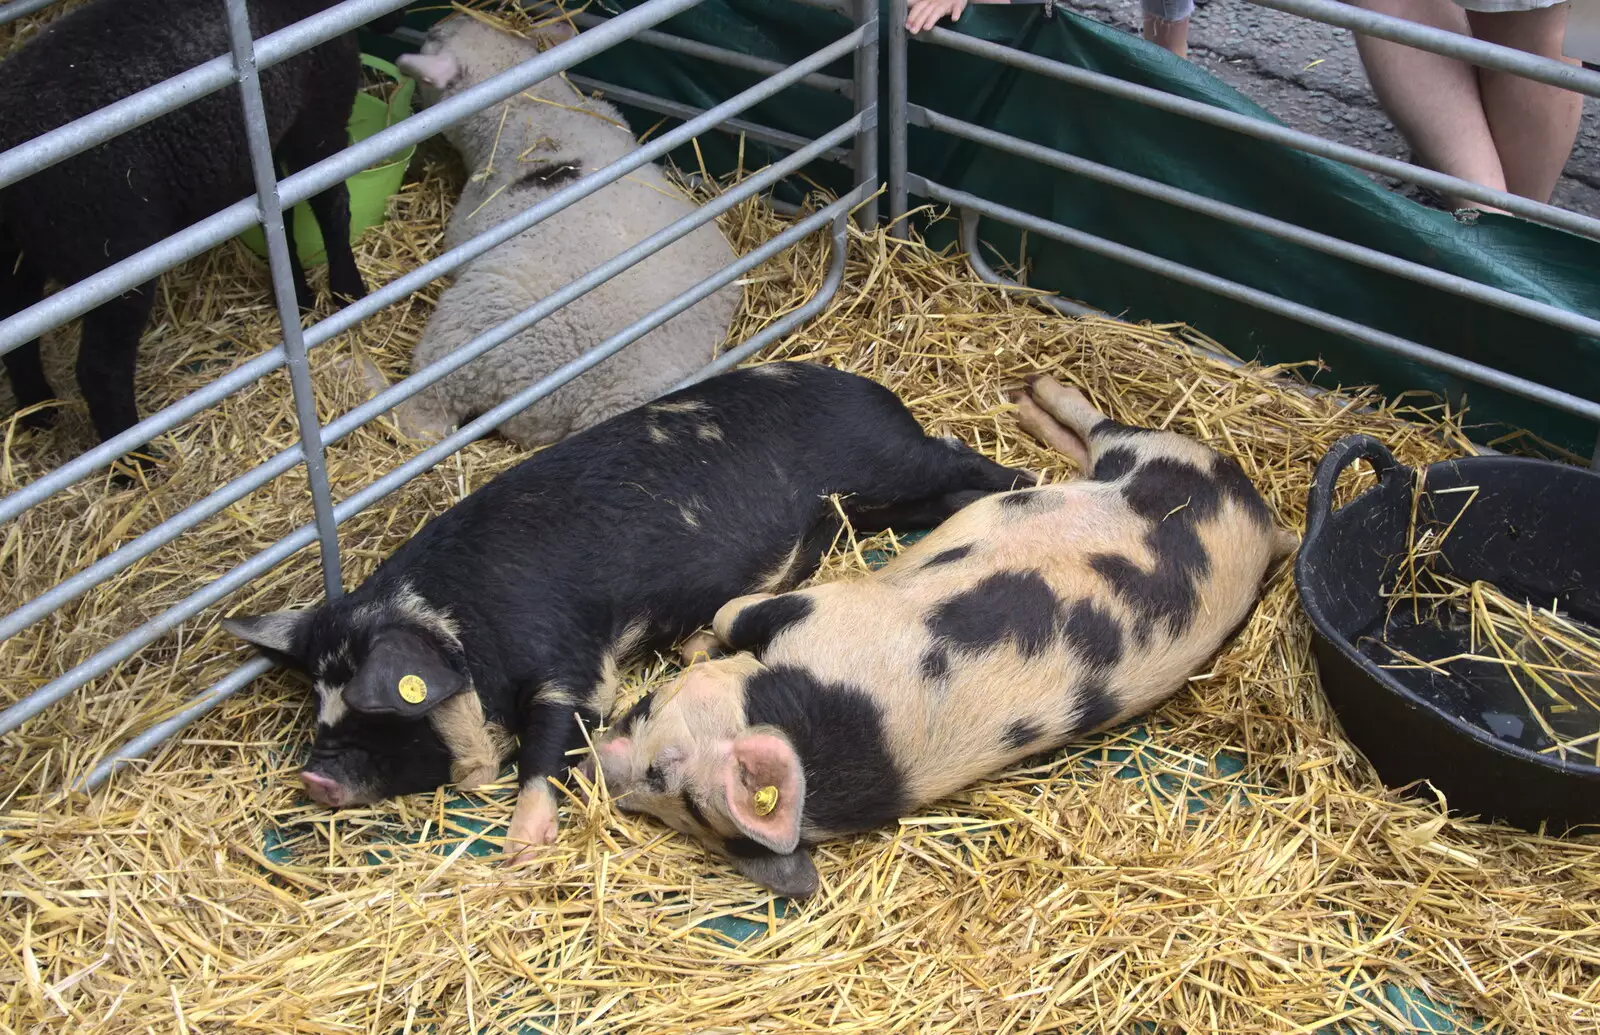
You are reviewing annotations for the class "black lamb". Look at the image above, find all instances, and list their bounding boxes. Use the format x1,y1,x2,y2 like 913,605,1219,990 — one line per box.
0,0,402,462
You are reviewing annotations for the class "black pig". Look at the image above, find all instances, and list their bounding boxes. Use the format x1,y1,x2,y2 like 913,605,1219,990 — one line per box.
224,361,1029,862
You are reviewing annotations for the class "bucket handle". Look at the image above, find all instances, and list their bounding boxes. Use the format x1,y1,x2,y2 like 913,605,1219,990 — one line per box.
1305,434,1405,542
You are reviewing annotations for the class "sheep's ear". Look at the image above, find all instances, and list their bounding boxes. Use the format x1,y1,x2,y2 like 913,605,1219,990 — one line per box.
397,52,459,88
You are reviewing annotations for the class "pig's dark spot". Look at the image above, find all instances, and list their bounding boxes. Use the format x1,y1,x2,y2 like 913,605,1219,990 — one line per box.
926,570,1060,659
514,160,583,190
1069,678,1119,734
999,488,1061,511
1002,719,1042,751
1063,599,1124,669
644,763,666,793
1092,446,1139,482
1090,527,1207,641
680,790,708,828
1121,457,1223,525
924,544,972,568
1091,418,1154,439
743,665,906,834
723,835,775,858
920,646,951,682
1210,453,1273,529
1092,458,1223,639
726,594,814,655
611,694,655,737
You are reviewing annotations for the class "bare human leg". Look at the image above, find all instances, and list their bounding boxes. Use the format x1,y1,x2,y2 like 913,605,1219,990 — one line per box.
1350,0,1510,210
1468,3,1583,204
1143,14,1191,58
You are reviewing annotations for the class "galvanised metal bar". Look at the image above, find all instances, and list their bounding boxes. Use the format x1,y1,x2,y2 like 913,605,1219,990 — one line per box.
886,0,909,237
852,0,881,228
565,74,853,164
0,348,287,527
0,0,412,190
956,209,1507,460
919,27,1600,241
76,657,276,795
570,11,854,96
222,0,343,600
0,120,864,727
0,18,867,516
0,0,55,25
959,210,1098,319
677,209,855,386
915,176,1600,424
916,106,1600,343
1248,0,1600,98
70,196,860,789
0,0,726,356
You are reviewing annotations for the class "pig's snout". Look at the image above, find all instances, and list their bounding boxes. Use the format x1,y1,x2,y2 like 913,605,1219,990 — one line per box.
299,770,353,807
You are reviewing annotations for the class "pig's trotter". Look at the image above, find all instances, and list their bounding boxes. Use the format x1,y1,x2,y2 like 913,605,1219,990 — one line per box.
505,781,560,864
503,694,599,860
1012,390,1092,470
679,629,723,667
1025,376,1107,442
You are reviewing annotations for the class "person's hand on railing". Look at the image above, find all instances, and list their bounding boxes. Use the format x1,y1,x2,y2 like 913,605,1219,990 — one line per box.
906,0,969,33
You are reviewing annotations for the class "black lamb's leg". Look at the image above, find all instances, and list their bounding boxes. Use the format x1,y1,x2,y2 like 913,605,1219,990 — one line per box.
76,283,158,468
1,238,53,430
278,93,366,307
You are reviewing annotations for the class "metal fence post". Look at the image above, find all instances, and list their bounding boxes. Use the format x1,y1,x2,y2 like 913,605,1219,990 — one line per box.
853,0,881,228
887,0,909,236
220,0,344,600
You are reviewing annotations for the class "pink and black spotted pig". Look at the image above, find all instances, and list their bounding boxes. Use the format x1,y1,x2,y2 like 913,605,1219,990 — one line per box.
585,376,1297,896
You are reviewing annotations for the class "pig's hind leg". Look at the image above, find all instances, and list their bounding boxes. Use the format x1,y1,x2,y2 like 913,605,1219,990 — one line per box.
848,434,1033,533
1018,376,1155,477
1011,390,1092,471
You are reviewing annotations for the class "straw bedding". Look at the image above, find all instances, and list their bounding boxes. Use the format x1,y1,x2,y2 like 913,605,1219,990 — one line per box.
4,36,1600,1035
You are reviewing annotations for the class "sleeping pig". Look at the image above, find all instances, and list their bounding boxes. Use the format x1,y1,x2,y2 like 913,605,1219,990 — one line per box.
585,375,1297,895
223,362,1028,862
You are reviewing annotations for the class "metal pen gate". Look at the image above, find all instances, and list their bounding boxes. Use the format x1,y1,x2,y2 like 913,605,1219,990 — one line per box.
0,0,880,790
1,0,1597,798
884,0,1600,463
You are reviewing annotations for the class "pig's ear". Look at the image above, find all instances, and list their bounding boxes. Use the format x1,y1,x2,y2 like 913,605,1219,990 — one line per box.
396,51,459,88
343,628,469,718
721,731,804,854
732,847,819,898
223,610,312,668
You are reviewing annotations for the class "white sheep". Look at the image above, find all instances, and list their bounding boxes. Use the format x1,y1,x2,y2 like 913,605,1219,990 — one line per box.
393,15,740,447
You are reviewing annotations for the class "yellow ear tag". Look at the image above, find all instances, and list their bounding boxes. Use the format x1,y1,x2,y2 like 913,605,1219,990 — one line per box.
753,785,779,816
397,674,428,705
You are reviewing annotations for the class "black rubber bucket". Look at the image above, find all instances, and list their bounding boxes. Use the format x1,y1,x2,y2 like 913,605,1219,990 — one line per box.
1296,434,1600,834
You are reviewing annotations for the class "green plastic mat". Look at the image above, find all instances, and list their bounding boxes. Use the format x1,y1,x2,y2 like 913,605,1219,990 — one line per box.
363,0,1600,457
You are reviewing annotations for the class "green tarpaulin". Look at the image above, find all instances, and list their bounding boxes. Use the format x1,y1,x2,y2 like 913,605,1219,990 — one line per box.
364,0,1600,457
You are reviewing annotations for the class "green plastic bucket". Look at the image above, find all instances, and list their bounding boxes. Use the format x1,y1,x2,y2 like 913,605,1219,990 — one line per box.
238,54,416,266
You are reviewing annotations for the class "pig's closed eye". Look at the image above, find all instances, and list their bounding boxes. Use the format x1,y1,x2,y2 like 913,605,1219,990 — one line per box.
644,763,666,793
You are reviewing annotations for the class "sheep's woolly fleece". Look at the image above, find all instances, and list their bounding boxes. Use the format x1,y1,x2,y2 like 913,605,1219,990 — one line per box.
3,24,1599,1035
